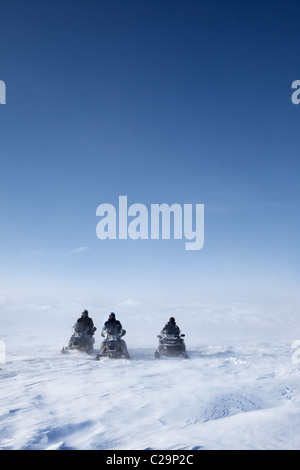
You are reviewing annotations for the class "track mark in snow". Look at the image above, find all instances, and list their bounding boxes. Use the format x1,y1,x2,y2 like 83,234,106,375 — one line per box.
203,392,263,422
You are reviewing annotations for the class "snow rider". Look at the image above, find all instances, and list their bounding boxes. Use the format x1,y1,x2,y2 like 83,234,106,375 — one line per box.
161,317,181,336
99,312,131,359
159,316,189,358
77,309,97,349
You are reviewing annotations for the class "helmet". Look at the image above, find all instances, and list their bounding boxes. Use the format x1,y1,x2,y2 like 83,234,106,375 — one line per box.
109,312,116,320
82,309,88,317
169,317,175,323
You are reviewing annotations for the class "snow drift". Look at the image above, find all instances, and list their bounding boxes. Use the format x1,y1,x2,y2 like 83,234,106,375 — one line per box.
1,299,300,450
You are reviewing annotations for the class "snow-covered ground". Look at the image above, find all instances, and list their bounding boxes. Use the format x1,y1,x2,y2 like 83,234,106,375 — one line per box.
1,299,300,450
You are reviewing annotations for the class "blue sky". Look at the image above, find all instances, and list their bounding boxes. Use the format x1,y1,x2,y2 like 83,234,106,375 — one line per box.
1,0,300,305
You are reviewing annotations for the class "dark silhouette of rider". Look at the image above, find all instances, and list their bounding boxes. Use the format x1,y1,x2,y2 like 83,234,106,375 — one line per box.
161,317,181,336
77,309,96,336
76,309,97,350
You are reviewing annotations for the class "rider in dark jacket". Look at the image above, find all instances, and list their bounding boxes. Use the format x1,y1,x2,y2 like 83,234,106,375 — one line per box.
102,312,123,335
77,309,96,336
76,309,96,350
161,317,181,336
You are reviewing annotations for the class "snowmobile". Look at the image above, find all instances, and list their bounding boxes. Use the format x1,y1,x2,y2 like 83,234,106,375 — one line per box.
154,333,189,359
61,321,95,354
95,327,130,360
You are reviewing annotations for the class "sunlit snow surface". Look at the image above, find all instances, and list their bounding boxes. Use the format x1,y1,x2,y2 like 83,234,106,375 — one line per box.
1,300,300,450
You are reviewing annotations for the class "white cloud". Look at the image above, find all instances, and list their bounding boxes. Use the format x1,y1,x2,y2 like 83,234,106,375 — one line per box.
65,246,89,255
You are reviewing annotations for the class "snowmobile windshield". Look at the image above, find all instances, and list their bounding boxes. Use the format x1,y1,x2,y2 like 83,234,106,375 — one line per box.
162,325,180,336
104,325,120,336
